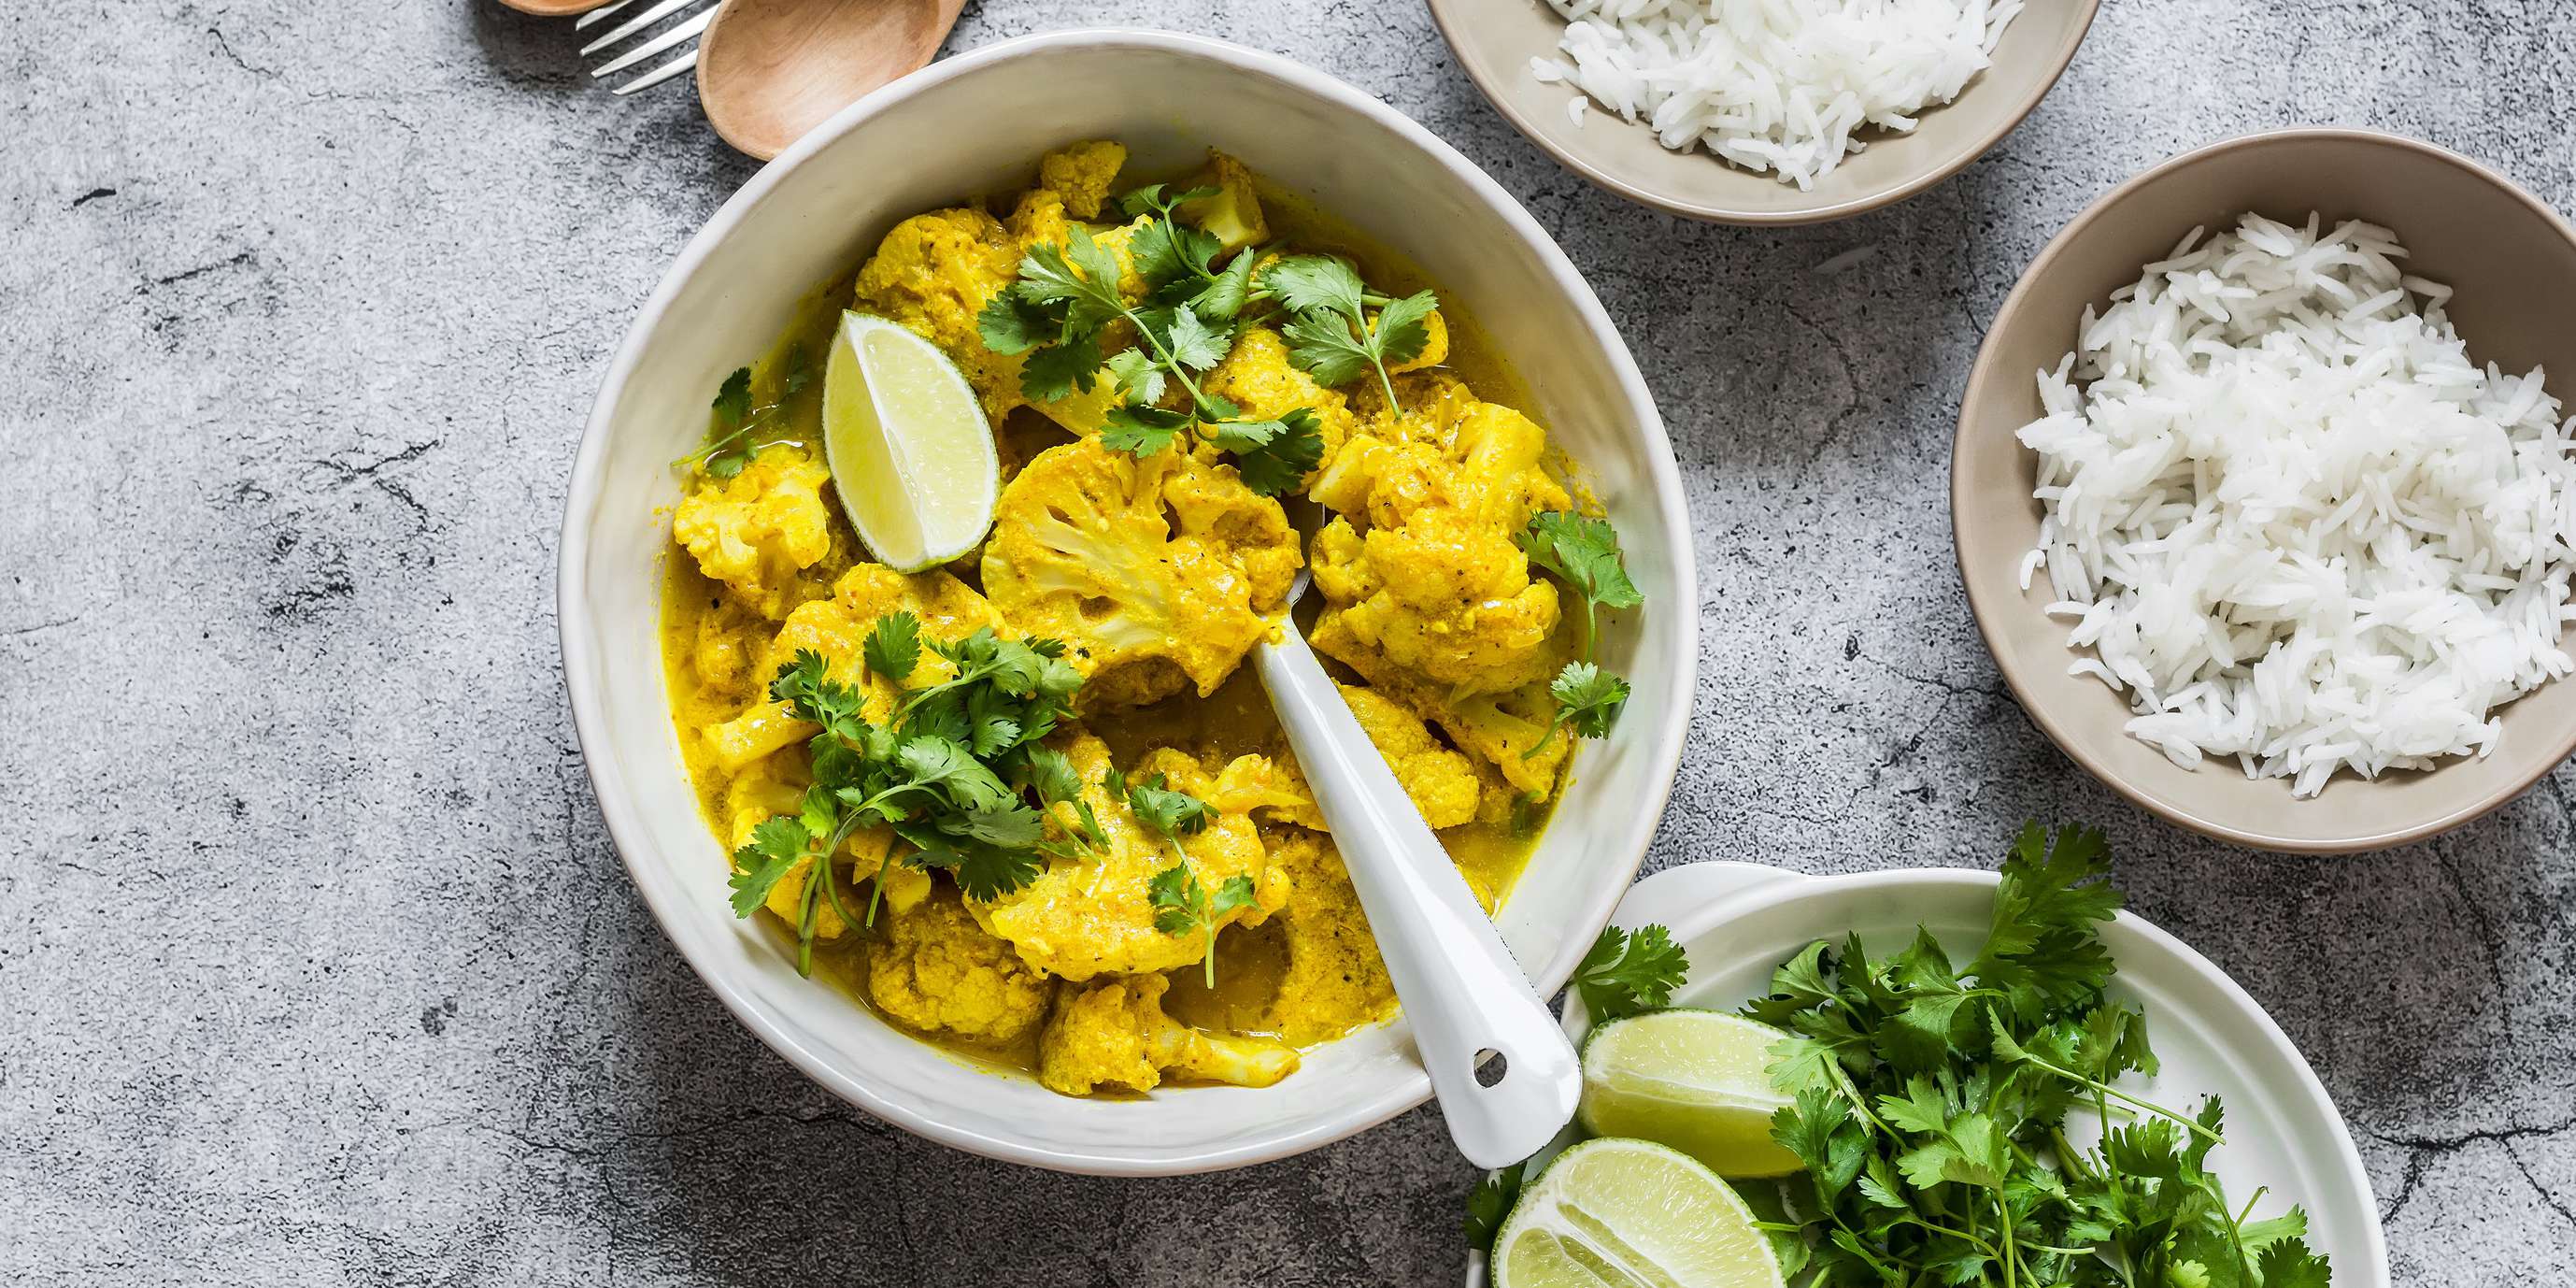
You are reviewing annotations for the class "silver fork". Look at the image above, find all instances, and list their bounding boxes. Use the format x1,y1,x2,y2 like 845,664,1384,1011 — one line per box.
577,0,719,95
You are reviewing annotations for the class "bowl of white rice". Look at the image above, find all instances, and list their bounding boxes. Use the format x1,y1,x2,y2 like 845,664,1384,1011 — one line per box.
1955,128,2576,852
1427,0,2098,224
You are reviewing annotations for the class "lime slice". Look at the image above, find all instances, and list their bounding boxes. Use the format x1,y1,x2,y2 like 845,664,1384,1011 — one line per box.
820,310,998,572
1576,1010,1802,1178
1493,1138,1786,1288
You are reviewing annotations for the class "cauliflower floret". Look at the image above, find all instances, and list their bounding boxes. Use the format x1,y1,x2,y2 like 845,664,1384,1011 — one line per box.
1305,396,1575,695
1189,751,1325,832
1337,684,1481,829
1258,828,1398,1045
982,438,1298,709
866,887,1054,1047
1038,973,1299,1096
856,208,1026,419
700,564,1003,772
1311,613,1573,798
687,595,768,702
1161,451,1302,610
672,446,834,619
1038,140,1127,220
1204,325,1359,482
1175,150,1268,255
974,733,1286,981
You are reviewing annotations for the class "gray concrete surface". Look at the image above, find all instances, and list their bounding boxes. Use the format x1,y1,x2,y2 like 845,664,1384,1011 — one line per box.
5,0,2572,1282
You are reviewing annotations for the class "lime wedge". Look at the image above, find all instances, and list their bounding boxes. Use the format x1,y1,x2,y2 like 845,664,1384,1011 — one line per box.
1576,1010,1802,1178
820,310,998,572
1493,1138,1786,1288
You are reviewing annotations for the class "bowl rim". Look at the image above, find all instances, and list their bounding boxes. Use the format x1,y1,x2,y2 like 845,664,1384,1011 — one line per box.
1425,0,2101,226
557,27,1700,1173
1951,125,2576,854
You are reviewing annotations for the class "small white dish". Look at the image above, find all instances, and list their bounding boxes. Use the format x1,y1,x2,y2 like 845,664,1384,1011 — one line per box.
1468,861,2391,1287
558,30,1697,1175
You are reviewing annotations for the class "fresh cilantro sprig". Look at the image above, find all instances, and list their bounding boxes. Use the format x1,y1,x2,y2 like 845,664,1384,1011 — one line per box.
1261,254,1437,413
1569,923,1688,1021
975,193,1320,495
675,350,816,479
1018,744,1110,859
1521,511,1644,756
1148,863,1257,990
1118,769,1253,988
725,614,1089,974
1734,823,2335,1288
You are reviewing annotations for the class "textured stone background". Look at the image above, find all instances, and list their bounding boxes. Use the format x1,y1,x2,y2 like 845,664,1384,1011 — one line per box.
6,0,2573,1282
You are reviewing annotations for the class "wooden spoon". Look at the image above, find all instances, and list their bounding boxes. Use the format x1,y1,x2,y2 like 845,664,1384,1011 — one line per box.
496,0,611,16
696,0,970,161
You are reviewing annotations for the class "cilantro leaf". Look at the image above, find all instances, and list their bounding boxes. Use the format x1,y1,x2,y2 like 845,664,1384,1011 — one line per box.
1152,305,1231,372
1117,769,1213,841
1209,408,1324,495
711,366,751,425
863,611,922,683
1369,289,1440,367
2257,1241,2332,1288
1551,661,1630,738
1147,861,1254,987
727,815,809,918
675,365,777,479
976,293,1060,356
1264,255,1437,411
1194,250,1259,322
1522,511,1645,646
1102,403,1188,458
1569,923,1687,1021
1461,1162,1526,1253
1103,348,1165,406
1019,330,1105,405
1260,254,1367,318
1279,307,1374,387
943,843,1045,903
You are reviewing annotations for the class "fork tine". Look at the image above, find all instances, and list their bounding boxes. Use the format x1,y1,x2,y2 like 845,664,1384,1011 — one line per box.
578,0,703,55
575,0,644,29
591,8,712,77
613,48,699,95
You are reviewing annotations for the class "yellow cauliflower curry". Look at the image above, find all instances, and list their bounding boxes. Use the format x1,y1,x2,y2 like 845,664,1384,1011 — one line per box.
661,142,1637,1098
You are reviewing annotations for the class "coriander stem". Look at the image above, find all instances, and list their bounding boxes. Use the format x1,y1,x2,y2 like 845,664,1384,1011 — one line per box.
1369,348,1402,418
795,852,825,977
818,851,860,935
2017,1051,2222,1143
2225,1186,2264,1286
1897,1218,1997,1258
1110,298,1231,436
1827,1063,1900,1139
1995,1195,2017,1288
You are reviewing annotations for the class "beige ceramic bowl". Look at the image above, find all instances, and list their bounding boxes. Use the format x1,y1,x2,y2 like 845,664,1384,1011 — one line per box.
1428,0,2099,224
1954,128,2576,853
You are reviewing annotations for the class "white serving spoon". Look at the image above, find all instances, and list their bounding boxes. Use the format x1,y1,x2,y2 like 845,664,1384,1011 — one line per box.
1254,516,1580,1168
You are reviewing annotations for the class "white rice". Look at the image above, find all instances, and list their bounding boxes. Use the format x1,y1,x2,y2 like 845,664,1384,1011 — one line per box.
2017,212,2576,797
1530,0,2021,190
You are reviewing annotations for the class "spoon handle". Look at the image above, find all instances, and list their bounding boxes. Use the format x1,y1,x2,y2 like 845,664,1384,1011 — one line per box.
1255,628,1580,1169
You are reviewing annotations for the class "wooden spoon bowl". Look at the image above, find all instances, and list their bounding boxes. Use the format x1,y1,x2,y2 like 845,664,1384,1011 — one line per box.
697,0,970,161
496,0,612,16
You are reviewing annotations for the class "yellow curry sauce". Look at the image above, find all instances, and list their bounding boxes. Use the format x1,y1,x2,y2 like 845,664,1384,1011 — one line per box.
660,142,1583,1096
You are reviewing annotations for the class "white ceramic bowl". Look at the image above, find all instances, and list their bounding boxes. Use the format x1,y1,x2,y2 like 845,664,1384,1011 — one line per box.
558,30,1697,1175
1467,861,2390,1286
